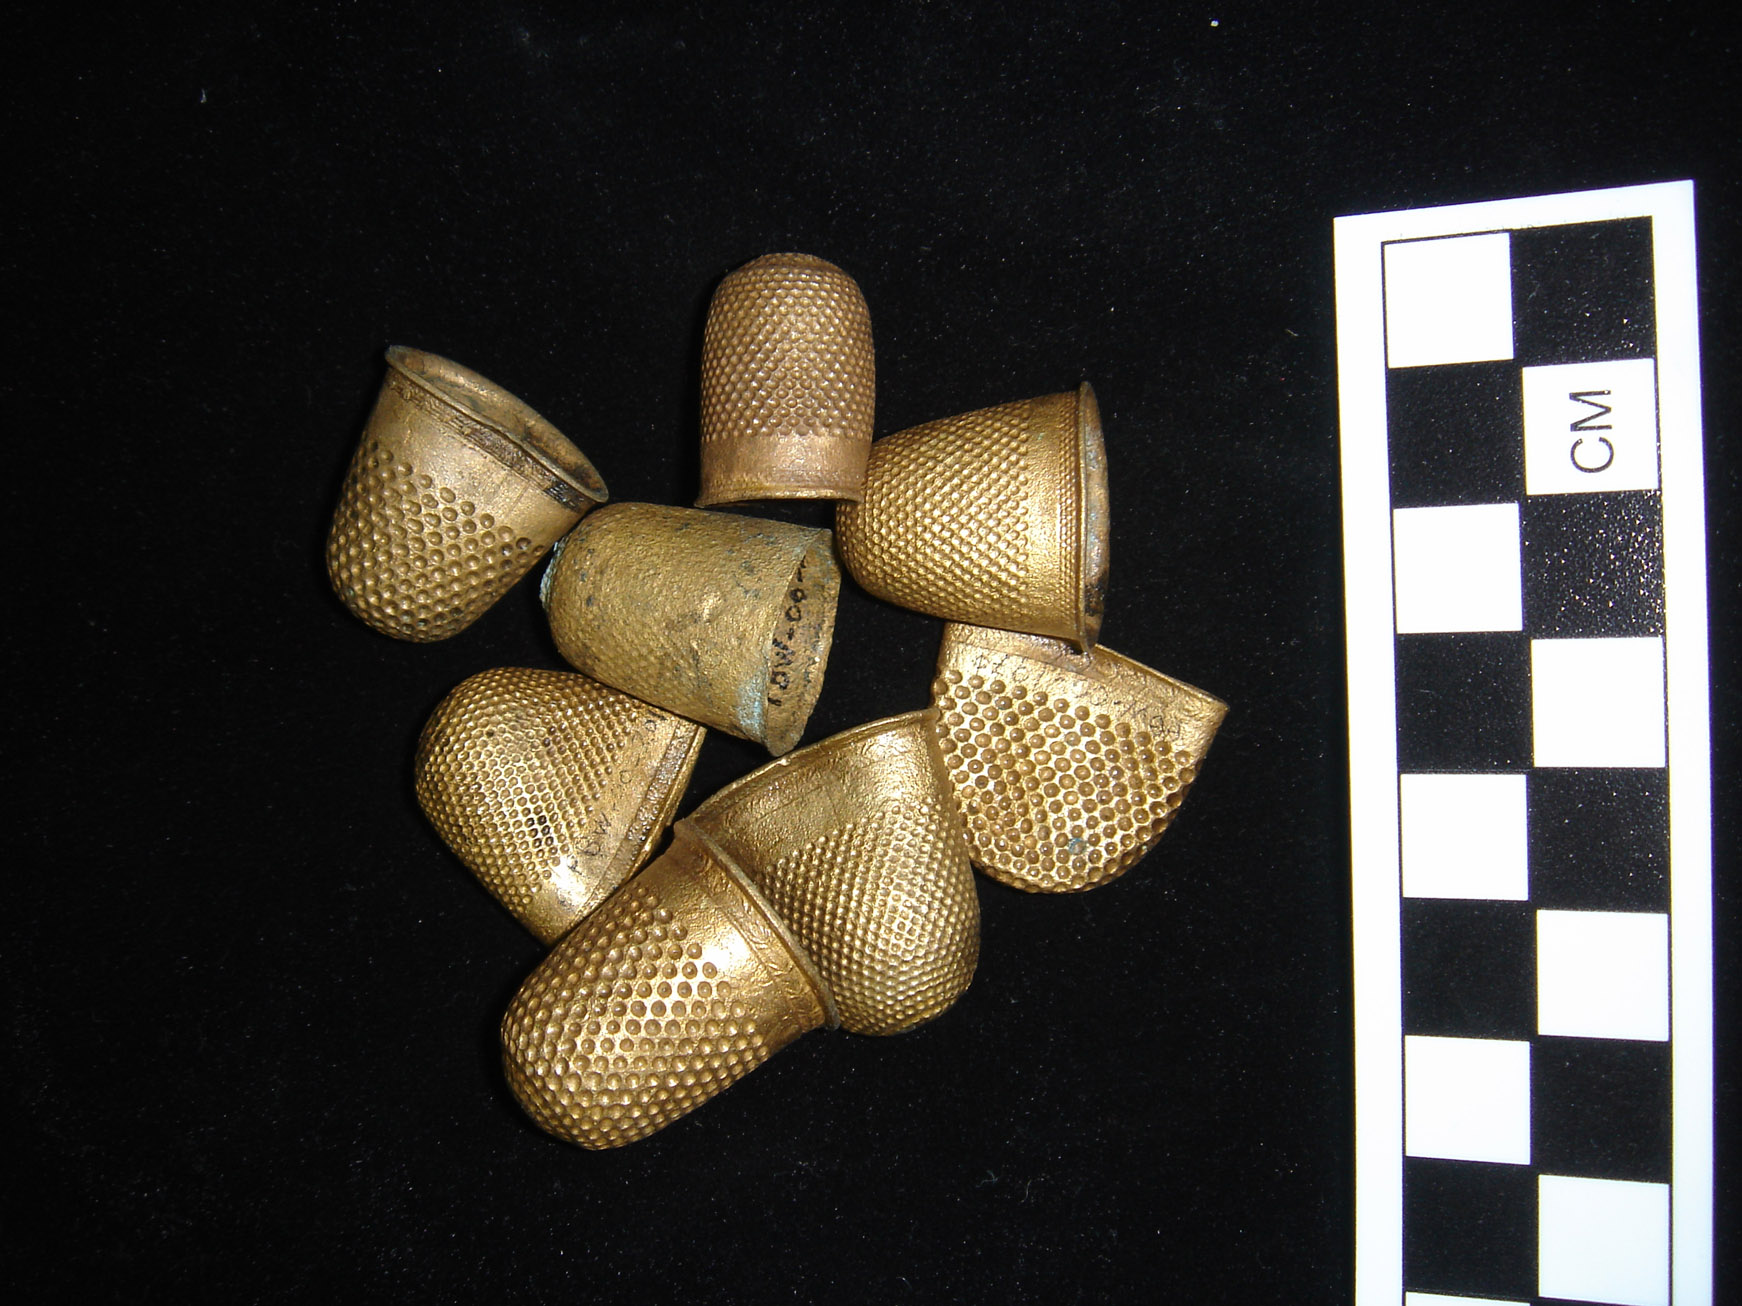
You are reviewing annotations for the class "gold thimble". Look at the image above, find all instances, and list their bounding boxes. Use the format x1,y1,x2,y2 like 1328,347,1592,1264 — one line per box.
543,503,840,755
684,710,979,1036
414,667,706,944
501,822,837,1149
835,384,1109,650
327,346,608,641
931,623,1227,893
697,253,876,506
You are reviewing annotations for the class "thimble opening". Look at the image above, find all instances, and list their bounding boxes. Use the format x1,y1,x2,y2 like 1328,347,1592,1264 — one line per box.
760,532,841,756
386,346,608,507
1075,383,1110,651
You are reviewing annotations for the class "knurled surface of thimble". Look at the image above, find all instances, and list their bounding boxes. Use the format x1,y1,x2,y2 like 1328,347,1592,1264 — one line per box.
501,824,835,1149
326,347,607,642
930,623,1227,893
684,710,979,1036
698,253,875,506
835,384,1108,650
414,667,706,944
543,503,840,755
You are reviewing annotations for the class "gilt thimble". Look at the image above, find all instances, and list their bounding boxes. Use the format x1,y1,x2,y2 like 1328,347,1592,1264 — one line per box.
697,253,876,506
685,710,979,1036
501,822,837,1149
326,346,608,641
835,384,1109,650
414,667,706,944
542,503,840,755
931,623,1227,893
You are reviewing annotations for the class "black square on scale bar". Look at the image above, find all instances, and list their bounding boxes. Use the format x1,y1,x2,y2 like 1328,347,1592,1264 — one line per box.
1388,361,1523,508
1528,769,1669,911
1403,899,1535,1040
1522,491,1665,637
1404,1157,1536,1301
1396,633,1531,771
1512,217,1656,367
1534,1038,1671,1184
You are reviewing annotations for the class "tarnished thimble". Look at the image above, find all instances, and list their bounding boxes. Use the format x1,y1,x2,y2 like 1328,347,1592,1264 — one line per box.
414,667,706,944
327,346,608,641
543,503,840,755
931,623,1227,893
835,384,1109,650
501,822,837,1149
697,253,876,506
685,710,979,1036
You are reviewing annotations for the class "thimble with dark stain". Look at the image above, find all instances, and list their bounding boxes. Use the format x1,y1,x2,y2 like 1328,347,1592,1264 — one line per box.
684,710,979,1036
501,822,837,1149
930,622,1227,893
414,667,706,944
835,384,1109,650
542,503,840,756
327,346,608,641
697,253,876,506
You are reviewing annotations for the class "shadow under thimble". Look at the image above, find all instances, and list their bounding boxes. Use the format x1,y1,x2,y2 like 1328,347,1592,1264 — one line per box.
835,383,1109,650
930,623,1227,893
414,667,706,944
326,346,608,642
683,709,980,1036
697,253,876,507
500,822,836,1149
542,503,840,755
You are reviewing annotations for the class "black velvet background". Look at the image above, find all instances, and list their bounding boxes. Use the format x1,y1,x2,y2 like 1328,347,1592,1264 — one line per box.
8,3,1737,1301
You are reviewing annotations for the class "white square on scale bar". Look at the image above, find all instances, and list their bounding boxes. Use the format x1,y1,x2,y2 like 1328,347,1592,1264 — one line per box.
1531,637,1666,767
1400,773,1527,900
1537,909,1669,1041
1404,1035,1530,1165
1383,233,1514,368
1538,1174,1670,1306
1393,503,1522,634
1524,358,1660,495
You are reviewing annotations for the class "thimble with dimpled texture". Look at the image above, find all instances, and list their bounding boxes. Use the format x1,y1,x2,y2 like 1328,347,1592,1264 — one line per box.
501,822,837,1149
684,710,979,1036
327,347,607,641
835,384,1108,650
930,623,1227,893
542,503,840,756
697,253,875,506
414,667,706,944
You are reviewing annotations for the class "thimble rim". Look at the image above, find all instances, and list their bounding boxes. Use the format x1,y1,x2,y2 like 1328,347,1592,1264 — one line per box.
1074,382,1110,652
386,346,609,507
939,621,1229,733
690,708,936,826
675,822,841,1030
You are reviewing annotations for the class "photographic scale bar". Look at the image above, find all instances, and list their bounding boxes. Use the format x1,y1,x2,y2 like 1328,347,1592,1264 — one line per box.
1335,181,1710,1305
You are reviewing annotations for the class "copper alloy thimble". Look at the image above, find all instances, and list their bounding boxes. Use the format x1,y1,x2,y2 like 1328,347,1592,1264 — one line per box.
684,710,979,1036
501,822,837,1149
931,623,1227,893
834,384,1109,650
414,667,706,944
542,503,840,755
326,346,608,641
697,253,876,506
